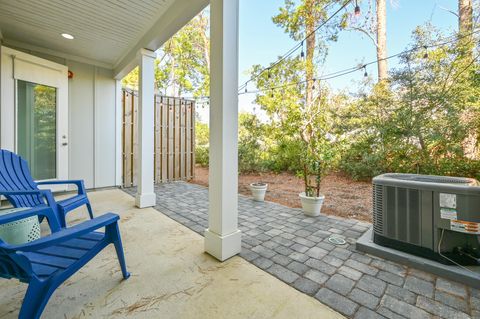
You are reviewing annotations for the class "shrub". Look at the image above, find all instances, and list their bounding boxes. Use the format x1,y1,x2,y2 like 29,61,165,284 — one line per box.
238,113,268,172
195,122,209,166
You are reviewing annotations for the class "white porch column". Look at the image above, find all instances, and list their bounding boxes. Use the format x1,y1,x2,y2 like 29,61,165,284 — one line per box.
205,0,241,261
135,49,156,208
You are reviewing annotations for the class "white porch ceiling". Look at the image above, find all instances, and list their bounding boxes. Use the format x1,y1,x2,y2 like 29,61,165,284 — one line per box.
0,0,208,72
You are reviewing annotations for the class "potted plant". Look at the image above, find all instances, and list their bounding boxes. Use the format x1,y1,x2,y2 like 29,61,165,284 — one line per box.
299,160,325,216
249,182,268,201
298,134,334,216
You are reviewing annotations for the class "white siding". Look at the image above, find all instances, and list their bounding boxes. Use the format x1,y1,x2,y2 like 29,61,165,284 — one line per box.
67,61,117,189
68,61,95,188
93,67,116,188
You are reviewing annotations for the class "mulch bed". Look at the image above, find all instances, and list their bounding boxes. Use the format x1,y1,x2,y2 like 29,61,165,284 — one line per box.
190,166,373,222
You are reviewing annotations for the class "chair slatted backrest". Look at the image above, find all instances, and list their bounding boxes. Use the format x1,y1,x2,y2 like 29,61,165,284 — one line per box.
0,150,44,208
0,242,31,282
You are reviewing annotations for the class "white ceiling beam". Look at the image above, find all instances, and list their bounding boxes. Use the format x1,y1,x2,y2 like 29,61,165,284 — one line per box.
113,0,209,80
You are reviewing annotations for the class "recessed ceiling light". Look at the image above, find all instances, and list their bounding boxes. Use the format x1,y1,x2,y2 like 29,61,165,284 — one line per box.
61,33,74,40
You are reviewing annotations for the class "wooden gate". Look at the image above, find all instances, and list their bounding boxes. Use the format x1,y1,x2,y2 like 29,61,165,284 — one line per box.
122,89,195,187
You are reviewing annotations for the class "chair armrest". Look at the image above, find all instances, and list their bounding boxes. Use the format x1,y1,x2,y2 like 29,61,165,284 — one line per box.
0,206,61,233
10,213,120,252
37,189,57,210
36,180,86,195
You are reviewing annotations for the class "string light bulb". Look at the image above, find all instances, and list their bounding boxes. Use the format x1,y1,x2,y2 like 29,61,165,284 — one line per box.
354,0,361,16
363,66,368,77
312,79,316,90
300,41,305,59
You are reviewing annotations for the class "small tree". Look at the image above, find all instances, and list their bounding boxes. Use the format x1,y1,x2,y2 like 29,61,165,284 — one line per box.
252,57,341,184
301,132,336,197
297,82,338,197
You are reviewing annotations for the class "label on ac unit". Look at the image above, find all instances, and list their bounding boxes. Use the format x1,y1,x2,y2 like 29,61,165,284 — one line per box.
450,220,480,234
440,208,458,220
439,193,456,209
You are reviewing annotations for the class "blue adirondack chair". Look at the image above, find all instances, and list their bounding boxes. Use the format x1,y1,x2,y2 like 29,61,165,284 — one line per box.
0,206,130,319
0,149,94,227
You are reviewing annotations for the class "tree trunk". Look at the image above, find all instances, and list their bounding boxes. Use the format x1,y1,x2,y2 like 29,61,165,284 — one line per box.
458,0,477,159
458,0,473,57
199,13,211,71
305,0,316,114
376,0,388,81
169,45,178,96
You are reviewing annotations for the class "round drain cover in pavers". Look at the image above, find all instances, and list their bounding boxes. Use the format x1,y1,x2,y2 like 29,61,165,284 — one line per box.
328,236,347,245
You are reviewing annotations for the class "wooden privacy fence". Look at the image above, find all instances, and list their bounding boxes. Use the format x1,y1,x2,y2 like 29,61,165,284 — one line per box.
122,89,195,187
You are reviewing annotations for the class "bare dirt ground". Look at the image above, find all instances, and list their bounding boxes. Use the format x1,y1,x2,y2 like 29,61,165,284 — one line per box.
190,166,373,222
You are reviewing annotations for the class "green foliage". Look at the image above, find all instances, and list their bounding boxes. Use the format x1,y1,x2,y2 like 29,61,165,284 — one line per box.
338,25,480,180
195,121,209,167
238,24,480,182
272,0,341,47
122,10,210,98
339,137,386,180
156,10,210,97
265,137,304,172
238,113,269,172
251,56,341,190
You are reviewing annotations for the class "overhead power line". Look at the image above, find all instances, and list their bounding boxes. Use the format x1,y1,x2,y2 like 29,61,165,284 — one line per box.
182,25,480,102
237,28,480,96
238,0,353,93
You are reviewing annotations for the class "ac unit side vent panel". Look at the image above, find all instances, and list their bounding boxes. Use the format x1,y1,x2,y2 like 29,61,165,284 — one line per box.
386,186,396,238
408,189,420,245
397,188,408,242
373,184,383,235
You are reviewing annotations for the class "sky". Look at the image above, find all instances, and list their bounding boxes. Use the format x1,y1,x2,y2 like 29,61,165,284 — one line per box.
198,0,460,122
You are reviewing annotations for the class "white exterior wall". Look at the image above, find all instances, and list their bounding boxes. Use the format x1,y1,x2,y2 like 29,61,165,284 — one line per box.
0,47,119,189
68,60,117,189
93,67,117,188
68,61,95,188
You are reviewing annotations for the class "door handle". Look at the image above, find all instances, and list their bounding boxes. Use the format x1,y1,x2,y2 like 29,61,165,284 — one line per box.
62,142,68,146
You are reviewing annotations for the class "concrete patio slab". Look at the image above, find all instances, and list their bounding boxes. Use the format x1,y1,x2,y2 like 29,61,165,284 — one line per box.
0,189,342,319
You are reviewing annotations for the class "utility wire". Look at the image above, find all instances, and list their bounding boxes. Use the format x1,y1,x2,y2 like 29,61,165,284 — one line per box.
182,27,480,101
237,27,480,96
238,0,353,92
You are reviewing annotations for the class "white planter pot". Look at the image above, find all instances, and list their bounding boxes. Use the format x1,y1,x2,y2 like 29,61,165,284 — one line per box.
299,192,325,217
250,183,268,202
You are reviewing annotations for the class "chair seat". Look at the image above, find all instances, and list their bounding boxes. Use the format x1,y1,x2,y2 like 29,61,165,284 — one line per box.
0,208,128,319
24,232,105,278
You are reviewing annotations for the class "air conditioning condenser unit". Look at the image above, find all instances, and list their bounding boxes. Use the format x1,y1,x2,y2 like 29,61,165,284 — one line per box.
372,173,480,266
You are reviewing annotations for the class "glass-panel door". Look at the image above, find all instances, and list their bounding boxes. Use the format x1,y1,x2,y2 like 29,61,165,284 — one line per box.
17,80,57,180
